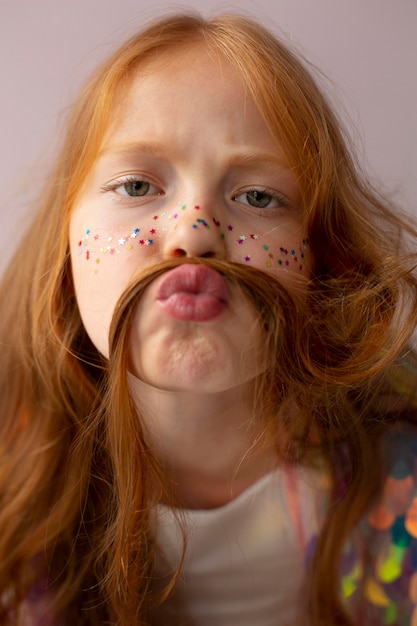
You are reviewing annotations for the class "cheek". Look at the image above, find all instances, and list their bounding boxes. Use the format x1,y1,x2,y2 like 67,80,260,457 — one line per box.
70,224,156,357
71,207,309,279
223,228,309,276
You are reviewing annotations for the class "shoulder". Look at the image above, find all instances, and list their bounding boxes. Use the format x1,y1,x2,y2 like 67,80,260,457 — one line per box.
342,422,417,623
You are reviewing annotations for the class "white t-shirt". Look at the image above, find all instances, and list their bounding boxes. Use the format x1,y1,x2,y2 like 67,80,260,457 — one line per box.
151,466,326,625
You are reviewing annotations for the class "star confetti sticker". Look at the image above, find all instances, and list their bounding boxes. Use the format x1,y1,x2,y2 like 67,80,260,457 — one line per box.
118,238,126,245
244,256,251,262
150,228,156,234
250,233,260,240
227,225,234,231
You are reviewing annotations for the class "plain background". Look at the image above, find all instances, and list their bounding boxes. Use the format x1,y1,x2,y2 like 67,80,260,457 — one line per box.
0,0,416,274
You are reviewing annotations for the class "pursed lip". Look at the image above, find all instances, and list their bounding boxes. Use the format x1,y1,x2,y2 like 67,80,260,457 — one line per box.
156,264,229,322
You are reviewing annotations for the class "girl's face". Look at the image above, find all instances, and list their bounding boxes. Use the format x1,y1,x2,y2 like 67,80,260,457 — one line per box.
70,45,308,393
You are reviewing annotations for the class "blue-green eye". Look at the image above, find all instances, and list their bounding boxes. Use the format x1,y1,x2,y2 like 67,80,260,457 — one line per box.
234,189,290,209
120,180,151,196
115,178,160,197
102,176,161,198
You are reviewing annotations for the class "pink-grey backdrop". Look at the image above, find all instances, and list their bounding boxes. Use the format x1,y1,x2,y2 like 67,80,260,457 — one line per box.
1,0,416,273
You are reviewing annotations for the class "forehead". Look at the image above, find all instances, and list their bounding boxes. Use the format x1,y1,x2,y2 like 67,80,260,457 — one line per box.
100,43,277,152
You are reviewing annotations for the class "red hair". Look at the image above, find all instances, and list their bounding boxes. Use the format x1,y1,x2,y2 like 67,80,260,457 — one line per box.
0,12,417,625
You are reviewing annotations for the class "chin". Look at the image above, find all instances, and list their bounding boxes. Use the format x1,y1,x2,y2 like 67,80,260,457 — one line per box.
133,350,258,394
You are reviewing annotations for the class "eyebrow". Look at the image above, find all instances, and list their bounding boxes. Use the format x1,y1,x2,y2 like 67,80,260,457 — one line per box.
225,152,289,171
98,141,290,171
98,140,167,159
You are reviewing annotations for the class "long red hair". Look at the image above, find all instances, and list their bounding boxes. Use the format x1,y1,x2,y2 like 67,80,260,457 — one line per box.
1,12,417,625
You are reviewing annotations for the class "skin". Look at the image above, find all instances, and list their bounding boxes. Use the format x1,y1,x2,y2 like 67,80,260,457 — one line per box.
70,45,309,508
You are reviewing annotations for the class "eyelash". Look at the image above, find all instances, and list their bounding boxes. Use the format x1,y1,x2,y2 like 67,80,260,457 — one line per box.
101,175,161,198
233,187,293,212
101,177,293,213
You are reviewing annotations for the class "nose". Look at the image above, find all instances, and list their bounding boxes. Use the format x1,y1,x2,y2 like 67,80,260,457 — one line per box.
163,205,226,259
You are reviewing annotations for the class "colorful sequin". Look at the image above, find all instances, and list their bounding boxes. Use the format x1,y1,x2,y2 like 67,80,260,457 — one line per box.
76,204,308,272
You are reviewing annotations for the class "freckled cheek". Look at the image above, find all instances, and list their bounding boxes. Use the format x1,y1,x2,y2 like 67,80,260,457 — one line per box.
69,208,309,276
223,229,309,276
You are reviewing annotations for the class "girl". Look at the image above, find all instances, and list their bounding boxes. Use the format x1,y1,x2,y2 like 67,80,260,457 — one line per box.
1,11,417,626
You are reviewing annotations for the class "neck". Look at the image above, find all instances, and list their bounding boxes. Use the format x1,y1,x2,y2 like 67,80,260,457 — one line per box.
128,373,279,509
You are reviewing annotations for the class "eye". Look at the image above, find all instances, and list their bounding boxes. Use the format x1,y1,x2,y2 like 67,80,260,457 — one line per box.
102,176,161,198
234,189,291,210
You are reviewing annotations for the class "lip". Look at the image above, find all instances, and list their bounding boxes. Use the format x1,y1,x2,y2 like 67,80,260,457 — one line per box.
156,264,229,322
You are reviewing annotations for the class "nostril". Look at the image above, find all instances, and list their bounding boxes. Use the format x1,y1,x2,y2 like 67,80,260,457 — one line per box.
172,248,187,258
201,251,216,258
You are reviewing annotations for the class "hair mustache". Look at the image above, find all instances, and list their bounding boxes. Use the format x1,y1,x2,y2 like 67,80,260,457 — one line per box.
108,257,304,358
103,258,308,417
